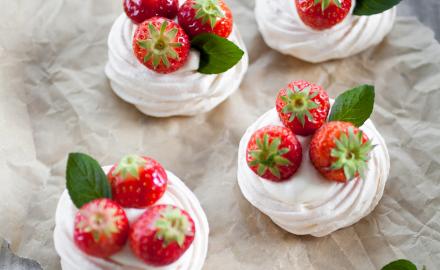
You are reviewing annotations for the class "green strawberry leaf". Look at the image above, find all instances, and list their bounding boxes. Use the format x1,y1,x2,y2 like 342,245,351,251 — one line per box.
381,259,420,270
329,84,375,127
191,33,244,74
66,152,112,208
354,0,402,16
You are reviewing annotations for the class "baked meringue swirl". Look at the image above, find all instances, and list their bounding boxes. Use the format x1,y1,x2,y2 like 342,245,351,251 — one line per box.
105,14,248,117
255,0,396,63
237,109,390,237
54,167,209,270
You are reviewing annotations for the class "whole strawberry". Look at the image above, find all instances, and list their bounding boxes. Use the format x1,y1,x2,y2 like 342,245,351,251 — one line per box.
295,0,352,30
133,17,190,74
130,204,195,266
276,80,330,136
309,121,373,182
178,0,233,38
73,198,129,258
124,0,179,24
108,155,167,208
246,125,302,182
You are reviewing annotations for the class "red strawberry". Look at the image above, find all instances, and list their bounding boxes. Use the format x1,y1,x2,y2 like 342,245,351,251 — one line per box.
123,0,179,24
130,204,195,266
133,17,190,74
73,199,129,258
246,125,302,182
178,0,233,38
108,155,167,208
295,0,352,30
309,121,373,182
276,80,330,136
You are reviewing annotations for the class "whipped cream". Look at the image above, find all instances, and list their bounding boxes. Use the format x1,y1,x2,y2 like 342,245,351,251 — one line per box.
237,108,390,237
105,12,248,117
255,0,396,63
54,167,209,270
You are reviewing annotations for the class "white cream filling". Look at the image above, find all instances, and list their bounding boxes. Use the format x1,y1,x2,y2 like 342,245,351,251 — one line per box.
54,167,209,270
255,0,396,63
237,108,390,237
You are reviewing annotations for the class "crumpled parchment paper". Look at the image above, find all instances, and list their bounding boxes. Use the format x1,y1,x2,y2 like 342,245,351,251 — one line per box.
0,0,439,269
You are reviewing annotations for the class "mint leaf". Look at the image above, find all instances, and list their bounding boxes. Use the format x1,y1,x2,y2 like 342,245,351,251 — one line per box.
191,33,244,74
354,0,401,15
329,85,375,127
66,152,111,208
382,259,418,270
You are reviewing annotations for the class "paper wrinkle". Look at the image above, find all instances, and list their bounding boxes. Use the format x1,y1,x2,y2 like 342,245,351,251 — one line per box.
1,0,440,269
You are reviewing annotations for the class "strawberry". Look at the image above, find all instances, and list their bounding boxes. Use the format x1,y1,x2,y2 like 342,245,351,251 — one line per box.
133,17,190,74
276,80,330,136
177,0,233,38
309,121,374,182
246,125,302,182
123,0,179,24
295,0,352,30
107,155,167,208
73,198,129,258
130,204,195,266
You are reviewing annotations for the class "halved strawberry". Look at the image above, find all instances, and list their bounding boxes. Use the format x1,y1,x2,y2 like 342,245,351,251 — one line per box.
295,0,352,30
177,0,233,38
73,198,129,258
276,80,330,136
130,204,195,266
123,0,179,24
246,125,302,182
107,155,167,208
133,17,190,74
309,121,373,182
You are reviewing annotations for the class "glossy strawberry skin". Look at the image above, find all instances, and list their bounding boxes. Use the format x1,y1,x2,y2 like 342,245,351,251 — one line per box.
108,156,167,208
177,0,233,38
295,0,352,30
276,80,330,136
73,199,129,258
309,121,369,182
130,205,195,266
124,0,179,24
246,125,302,182
133,17,190,74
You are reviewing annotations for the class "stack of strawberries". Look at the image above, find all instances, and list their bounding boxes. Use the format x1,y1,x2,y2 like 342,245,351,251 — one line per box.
246,80,375,183
68,154,196,266
124,0,235,73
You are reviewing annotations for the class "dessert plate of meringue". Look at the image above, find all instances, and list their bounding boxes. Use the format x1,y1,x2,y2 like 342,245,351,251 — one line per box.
237,80,390,237
106,0,248,117
54,153,209,270
255,0,400,63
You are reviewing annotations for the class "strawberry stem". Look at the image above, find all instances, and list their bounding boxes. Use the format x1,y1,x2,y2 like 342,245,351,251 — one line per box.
281,85,319,127
330,128,373,180
137,21,182,69
193,0,225,29
112,154,146,179
248,134,292,179
154,207,192,247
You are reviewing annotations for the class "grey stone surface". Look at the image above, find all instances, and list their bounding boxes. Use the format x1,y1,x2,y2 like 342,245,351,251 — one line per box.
0,1,438,270
0,240,42,270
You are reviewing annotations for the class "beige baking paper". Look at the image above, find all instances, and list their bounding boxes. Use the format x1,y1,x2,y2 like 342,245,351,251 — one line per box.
0,0,439,269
